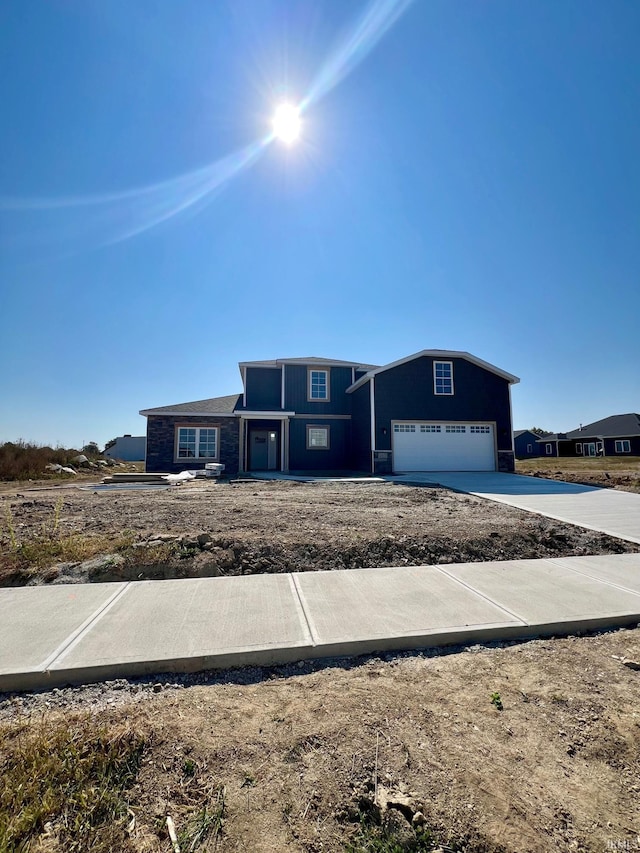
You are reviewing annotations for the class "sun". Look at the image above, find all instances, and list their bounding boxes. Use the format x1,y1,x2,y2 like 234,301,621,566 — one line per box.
272,103,301,144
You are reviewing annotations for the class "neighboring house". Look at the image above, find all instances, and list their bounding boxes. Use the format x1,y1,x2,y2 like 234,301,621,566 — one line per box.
513,429,542,459
140,350,520,477
539,414,640,458
103,435,146,462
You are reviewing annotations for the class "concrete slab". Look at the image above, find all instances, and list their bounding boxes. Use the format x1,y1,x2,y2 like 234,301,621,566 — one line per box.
48,574,313,684
391,472,640,545
440,558,640,632
293,565,525,657
553,552,640,595
0,583,126,688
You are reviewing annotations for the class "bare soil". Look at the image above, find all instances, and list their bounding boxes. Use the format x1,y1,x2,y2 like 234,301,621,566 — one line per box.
2,472,640,850
2,628,640,852
0,478,637,585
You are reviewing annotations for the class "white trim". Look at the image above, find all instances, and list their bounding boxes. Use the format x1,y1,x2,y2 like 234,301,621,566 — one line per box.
140,410,237,417
346,349,520,393
306,424,330,449
243,366,246,408
281,364,285,409
433,360,454,396
239,358,378,369
239,411,295,418
308,367,330,402
370,377,376,471
175,425,220,462
615,439,631,453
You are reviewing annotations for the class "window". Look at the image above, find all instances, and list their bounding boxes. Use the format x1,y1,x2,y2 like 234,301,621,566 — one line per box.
176,427,218,459
434,361,454,395
420,424,441,433
615,439,631,453
394,424,416,432
527,444,533,453
576,443,583,455
308,369,329,401
307,425,330,449
470,425,491,434
545,443,553,455
445,424,466,433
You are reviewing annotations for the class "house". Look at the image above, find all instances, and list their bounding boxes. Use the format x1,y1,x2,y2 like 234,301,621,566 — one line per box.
513,429,542,459
103,435,146,462
539,414,640,458
140,350,520,477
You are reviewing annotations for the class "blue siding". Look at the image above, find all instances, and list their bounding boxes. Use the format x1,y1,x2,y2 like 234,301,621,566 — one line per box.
245,367,281,410
374,356,513,452
288,418,350,470
283,365,353,415
350,382,372,472
514,431,541,459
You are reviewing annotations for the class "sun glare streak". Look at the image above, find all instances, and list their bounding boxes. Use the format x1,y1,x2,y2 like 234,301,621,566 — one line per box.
300,0,414,112
0,137,270,254
2,0,413,256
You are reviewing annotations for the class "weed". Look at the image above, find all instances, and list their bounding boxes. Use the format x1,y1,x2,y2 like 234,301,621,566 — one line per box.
490,692,504,711
177,785,226,851
3,503,17,550
0,713,148,852
183,757,197,777
345,816,439,852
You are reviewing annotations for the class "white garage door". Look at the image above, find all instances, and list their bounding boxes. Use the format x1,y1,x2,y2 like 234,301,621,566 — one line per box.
392,422,496,472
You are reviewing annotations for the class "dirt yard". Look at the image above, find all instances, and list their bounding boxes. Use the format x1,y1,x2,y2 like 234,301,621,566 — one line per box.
1,472,640,851
0,478,638,586
2,628,640,852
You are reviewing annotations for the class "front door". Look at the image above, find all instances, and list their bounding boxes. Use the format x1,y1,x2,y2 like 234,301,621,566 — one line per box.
249,430,279,470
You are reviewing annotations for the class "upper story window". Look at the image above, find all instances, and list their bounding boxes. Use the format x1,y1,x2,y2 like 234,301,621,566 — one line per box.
434,361,454,395
308,369,329,401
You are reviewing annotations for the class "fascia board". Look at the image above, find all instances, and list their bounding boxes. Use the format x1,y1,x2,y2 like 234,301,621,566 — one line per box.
139,410,238,417
346,350,519,393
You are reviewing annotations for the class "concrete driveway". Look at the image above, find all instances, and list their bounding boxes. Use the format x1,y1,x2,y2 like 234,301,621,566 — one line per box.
389,472,640,545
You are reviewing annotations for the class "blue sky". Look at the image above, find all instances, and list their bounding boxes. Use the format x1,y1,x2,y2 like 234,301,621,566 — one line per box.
1,0,639,449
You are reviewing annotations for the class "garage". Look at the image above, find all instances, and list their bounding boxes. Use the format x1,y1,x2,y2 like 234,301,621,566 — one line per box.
392,422,496,472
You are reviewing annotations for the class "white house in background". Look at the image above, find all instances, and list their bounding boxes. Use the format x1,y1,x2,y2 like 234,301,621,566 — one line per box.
104,435,146,461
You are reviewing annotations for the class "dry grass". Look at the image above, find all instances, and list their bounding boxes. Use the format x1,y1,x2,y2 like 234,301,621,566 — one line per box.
517,456,640,472
0,441,89,481
0,501,180,585
0,713,148,852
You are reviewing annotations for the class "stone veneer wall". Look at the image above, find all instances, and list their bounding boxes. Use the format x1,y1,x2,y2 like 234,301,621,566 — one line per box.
146,416,239,477
497,450,515,473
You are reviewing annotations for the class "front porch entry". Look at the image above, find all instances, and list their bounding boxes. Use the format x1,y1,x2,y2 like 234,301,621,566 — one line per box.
240,414,292,473
249,429,279,470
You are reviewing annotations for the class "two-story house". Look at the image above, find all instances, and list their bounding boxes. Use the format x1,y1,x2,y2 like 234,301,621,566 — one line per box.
141,350,520,477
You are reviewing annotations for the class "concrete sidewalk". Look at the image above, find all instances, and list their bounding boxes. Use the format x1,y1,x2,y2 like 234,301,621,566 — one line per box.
2,553,640,693
390,472,640,544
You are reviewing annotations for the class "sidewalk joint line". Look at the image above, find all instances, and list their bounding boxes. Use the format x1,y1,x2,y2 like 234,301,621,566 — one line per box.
40,582,132,672
289,574,319,646
433,564,529,626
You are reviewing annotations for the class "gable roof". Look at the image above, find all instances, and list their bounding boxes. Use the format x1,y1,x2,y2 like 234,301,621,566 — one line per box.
346,350,520,393
514,429,539,439
239,356,379,371
543,413,640,441
140,393,242,417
